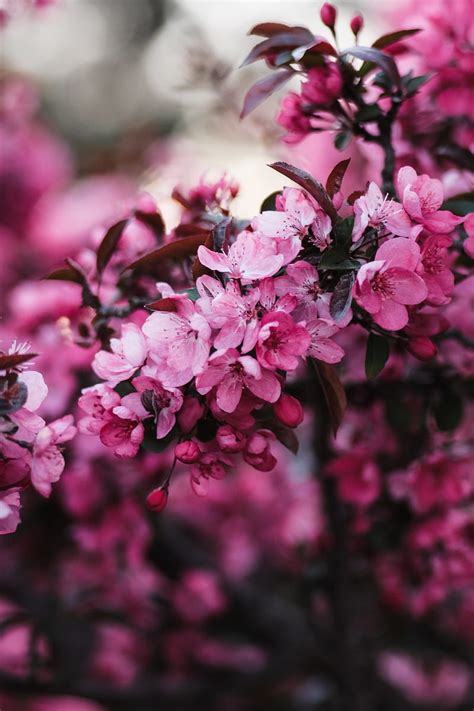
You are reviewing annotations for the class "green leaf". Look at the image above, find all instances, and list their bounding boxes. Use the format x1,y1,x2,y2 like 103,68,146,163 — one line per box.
403,73,432,96
334,131,352,150
185,287,200,302
365,333,390,379
319,247,359,269
355,104,381,123
442,191,474,216
433,390,463,431
260,190,281,213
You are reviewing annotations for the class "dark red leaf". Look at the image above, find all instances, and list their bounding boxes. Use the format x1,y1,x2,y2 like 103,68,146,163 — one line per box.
45,265,85,285
312,360,347,436
0,353,38,370
124,234,208,274
347,190,365,205
145,298,178,312
372,28,420,50
241,69,294,118
269,161,337,223
96,219,129,275
175,224,211,238
293,39,337,61
134,211,165,242
341,46,401,87
240,30,315,67
325,158,351,197
192,231,215,281
249,22,306,38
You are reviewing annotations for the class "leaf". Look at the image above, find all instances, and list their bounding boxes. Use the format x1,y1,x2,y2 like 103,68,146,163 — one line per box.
319,246,359,269
240,29,315,67
334,131,352,151
124,234,208,274
269,161,337,223
330,272,355,322
249,22,308,38
312,360,347,436
134,210,165,241
96,219,128,275
0,381,28,415
292,39,337,61
355,104,381,122
260,190,281,213
342,46,401,87
0,353,38,370
371,28,420,50
347,190,364,205
442,191,474,216
365,333,390,379
240,69,293,118
145,298,178,312
45,265,85,285
326,159,351,197
175,224,211,239
185,287,200,302
433,390,463,432
403,73,432,96
273,423,299,455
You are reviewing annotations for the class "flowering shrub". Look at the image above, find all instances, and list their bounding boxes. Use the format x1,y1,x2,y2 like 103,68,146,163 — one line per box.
0,1,473,709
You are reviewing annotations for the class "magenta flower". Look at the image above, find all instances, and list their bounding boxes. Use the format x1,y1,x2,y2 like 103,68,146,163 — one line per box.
0,490,21,535
197,231,283,283
301,63,343,106
31,415,77,497
305,317,345,363
99,394,145,459
93,323,147,386
277,92,312,143
464,213,474,258
190,453,230,497
132,369,183,439
195,348,281,413
417,234,454,305
78,384,120,435
396,166,464,233
352,182,418,242
354,238,428,331
256,312,310,371
143,295,211,387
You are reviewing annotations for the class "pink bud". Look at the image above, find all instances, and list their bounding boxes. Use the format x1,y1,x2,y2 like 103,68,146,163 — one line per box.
350,13,364,36
216,425,246,453
274,393,304,428
243,431,277,472
146,487,168,512
320,3,337,29
407,337,437,361
175,440,201,464
177,397,204,434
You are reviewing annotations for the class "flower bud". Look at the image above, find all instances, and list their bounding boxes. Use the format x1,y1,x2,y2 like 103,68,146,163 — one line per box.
216,425,246,453
175,440,201,464
350,13,364,36
407,336,437,361
320,3,336,29
243,431,277,472
177,397,204,434
274,393,304,428
146,487,168,512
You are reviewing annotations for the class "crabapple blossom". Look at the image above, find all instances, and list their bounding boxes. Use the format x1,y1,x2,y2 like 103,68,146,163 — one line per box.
197,231,284,282
352,182,418,242
396,166,464,233
354,238,428,330
256,312,310,371
93,323,147,386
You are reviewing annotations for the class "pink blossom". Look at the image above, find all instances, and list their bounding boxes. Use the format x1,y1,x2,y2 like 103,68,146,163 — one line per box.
327,451,381,507
0,490,21,535
196,349,280,413
197,231,284,283
99,394,145,458
216,425,247,453
301,64,343,106
305,317,345,363
197,276,261,353
172,570,226,623
92,323,147,386
396,166,464,233
243,430,277,471
273,393,304,428
354,238,428,330
256,312,310,370
132,369,183,439
175,440,201,463
143,295,211,387
277,92,312,143
190,453,230,496
252,188,316,264
31,415,76,497
417,234,454,305
275,260,326,319
352,182,418,242
78,384,121,435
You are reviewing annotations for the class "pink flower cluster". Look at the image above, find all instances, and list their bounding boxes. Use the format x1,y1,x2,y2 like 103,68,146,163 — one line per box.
0,344,76,534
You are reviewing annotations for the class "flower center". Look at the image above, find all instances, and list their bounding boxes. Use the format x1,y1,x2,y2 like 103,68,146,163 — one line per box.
372,273,395,299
